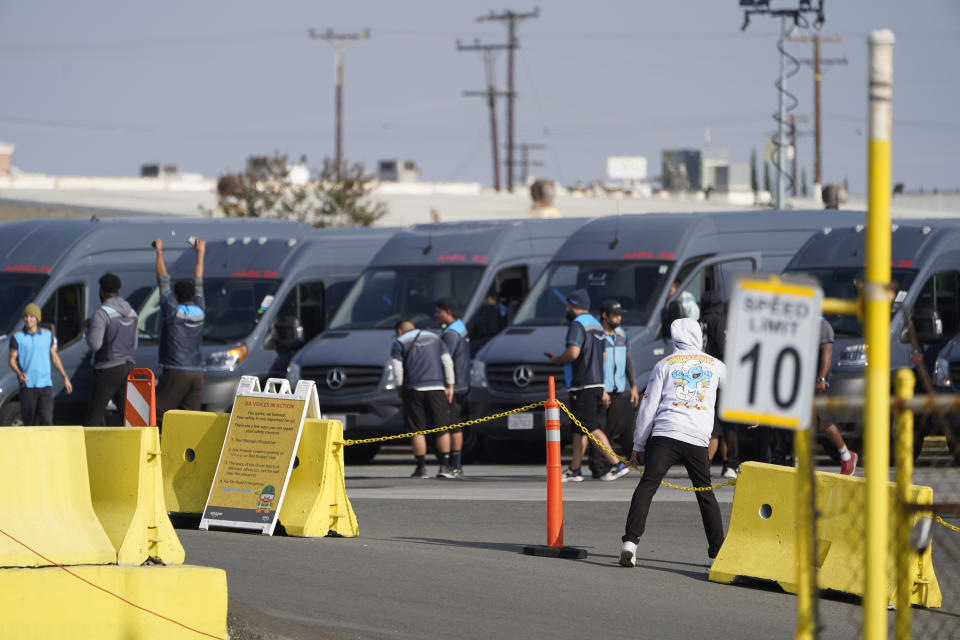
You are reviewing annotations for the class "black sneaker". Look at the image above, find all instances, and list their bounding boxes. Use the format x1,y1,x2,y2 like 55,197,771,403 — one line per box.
411,466,429,479
451,467,464,478
436,464,456,479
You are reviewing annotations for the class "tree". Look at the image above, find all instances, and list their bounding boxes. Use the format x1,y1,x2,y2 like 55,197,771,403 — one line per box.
763,162,772,194
750,148,759,193
210,152,387,227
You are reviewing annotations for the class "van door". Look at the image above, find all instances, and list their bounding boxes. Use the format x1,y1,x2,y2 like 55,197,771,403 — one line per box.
272,281,326,351
912,270,960,370
470,265,528,353
660,252,761,338
40,282,87,413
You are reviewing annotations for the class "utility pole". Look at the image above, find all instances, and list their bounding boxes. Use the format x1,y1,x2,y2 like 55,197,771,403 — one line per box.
790,114,798,196
309,28,370,181
477,8,539,192
516,142,546,185
458,39,512,191
790,33,846,201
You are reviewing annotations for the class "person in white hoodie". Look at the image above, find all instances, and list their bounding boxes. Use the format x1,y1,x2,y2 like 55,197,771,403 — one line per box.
619,317,726,567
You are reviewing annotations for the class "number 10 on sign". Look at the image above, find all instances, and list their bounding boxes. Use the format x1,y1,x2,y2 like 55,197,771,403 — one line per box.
719,275,823,430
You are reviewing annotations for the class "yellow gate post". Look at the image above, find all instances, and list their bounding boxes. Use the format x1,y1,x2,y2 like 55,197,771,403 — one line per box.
794,422,817,640
864,28,895,640
894,368,915,639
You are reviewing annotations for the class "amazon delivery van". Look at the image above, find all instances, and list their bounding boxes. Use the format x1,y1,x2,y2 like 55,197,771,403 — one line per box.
134,227,397,412
287,218,585,462
468,210,864,459
0,216,308,425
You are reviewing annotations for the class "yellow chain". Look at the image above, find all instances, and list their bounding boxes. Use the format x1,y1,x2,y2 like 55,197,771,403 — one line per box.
936,516,960,534
341,401,547,446
556,400,737,493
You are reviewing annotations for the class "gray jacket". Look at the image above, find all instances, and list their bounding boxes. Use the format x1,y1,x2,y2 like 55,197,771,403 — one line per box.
86,296,138,369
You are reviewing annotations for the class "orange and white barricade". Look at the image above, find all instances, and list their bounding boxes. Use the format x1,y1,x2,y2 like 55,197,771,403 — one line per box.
124,368,157,427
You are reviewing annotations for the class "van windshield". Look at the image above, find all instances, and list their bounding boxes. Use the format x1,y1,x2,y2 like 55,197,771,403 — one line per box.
783,267,918,337
0,274,48,337
137,278,280,343
512,261,673,327
329,266,485,330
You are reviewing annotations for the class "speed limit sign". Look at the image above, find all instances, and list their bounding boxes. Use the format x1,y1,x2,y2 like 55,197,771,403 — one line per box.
719,274,823,429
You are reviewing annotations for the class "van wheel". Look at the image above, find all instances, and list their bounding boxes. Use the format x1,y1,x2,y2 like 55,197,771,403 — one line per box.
0,401,23,426
343,442,381,465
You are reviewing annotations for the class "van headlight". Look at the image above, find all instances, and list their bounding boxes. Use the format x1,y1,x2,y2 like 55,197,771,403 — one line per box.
934,357,951,388
383,361,397,390
838,343,867,368
205,345,248,372
470,359,487,388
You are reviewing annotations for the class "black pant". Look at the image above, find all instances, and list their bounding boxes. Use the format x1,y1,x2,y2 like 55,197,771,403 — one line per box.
720,420,741,469
157,369,203,428
85,363,133,426
622,436,725,555
569,387,607,476
402,389,449,432
20,386,53,426
602,391,634,457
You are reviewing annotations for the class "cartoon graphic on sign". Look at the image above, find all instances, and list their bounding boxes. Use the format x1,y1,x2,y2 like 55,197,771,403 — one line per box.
256,485,276,513
671,359,712,408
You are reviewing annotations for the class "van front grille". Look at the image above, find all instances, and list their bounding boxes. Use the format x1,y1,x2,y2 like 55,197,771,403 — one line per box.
301,365,383,395
486,362,565,394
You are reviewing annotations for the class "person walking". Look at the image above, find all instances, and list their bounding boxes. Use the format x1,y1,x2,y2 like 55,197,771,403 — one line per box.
7,302,72,425
619,318,726,567
84,273,138,426
816,317,858,475
600,299,639,468
391,319,456,479
153,237,206,424
546,289,627,482
436,297,470,477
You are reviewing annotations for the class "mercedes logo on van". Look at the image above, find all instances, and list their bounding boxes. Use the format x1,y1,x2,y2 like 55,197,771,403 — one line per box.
513,365,533,388
326,368,345,390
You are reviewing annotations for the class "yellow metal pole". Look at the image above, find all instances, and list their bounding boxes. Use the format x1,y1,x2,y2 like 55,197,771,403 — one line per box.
893,368,915,639
864,29,895,640
795,421,817,640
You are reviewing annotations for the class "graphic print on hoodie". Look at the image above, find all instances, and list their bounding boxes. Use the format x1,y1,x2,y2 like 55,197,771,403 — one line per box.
633,317,727,452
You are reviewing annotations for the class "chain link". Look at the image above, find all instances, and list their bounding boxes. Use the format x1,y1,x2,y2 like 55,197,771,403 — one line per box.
341,401,547,446
936,515,960,534
556,400,737,493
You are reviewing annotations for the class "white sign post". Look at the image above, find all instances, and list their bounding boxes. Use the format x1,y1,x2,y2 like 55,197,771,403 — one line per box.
719,274,823,430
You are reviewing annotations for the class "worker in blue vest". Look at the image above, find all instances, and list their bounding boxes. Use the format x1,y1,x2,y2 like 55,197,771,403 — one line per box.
600,299,640,462
547,289,628,481
7,302,72,425
435,297,470,477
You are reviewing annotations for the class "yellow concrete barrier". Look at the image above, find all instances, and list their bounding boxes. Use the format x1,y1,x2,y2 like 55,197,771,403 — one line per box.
160,410,230,514
0,564,227,639
709,461,942,608
85,427,185,566
280,418,359,538
0,427,116,567
161,412,359,537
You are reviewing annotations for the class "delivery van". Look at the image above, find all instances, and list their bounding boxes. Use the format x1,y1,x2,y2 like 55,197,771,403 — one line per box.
134,228,396,412
0,216,309,425
468,210,864,459
287,218,585,462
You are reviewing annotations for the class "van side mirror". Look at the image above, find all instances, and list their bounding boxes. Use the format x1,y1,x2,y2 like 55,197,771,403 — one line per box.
273,315,305,350
912,309,943,344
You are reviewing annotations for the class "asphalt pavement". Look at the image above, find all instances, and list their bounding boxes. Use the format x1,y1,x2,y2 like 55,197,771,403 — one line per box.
177,457,960,640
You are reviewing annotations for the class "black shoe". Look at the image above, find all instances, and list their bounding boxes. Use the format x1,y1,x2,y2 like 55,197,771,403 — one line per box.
436,464,456,479
411,466,429,479
451,467,464,478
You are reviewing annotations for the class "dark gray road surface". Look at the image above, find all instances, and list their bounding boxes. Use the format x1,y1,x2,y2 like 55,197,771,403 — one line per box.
178,462,960,640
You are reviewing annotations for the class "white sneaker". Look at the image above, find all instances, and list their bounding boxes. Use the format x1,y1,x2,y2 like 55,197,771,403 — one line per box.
721,466,738,480
561,467,584,483
600,463,630,481
619,540,637,567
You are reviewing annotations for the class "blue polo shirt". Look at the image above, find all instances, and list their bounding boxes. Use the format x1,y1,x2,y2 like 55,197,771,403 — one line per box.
9,328,55,388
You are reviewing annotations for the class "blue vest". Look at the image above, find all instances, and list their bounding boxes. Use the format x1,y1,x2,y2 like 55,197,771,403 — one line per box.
563,313,605,390
603,328,629,393
442,319,470,393
12,328,54,388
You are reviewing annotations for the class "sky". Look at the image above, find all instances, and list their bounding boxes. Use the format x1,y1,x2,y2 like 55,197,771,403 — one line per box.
1,1,958,195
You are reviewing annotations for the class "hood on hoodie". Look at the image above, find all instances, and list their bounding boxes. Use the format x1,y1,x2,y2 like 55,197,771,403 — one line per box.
671,317,702,352
105,296,136,318
700,290,723,317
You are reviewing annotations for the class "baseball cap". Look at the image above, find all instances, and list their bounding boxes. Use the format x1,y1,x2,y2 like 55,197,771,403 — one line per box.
601,299,623,315
99,272,122,294
566,288,590,310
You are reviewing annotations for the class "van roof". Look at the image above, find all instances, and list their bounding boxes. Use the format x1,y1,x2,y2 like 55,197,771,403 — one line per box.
786,223,960,270
0,216,306,276
169,228,398,280
368,218,586,268
552,210,866,262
